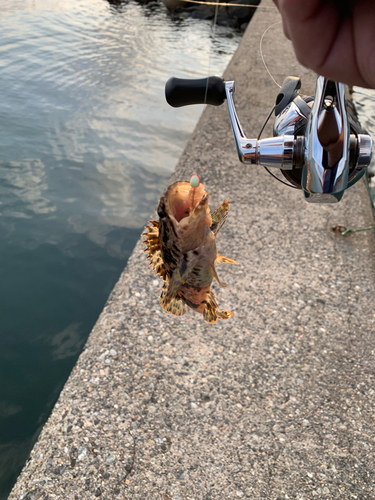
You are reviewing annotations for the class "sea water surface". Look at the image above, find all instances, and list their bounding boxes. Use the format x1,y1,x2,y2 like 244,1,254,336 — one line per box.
0,0,242,496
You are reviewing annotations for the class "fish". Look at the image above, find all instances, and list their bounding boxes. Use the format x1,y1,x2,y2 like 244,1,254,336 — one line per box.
142,176,238,324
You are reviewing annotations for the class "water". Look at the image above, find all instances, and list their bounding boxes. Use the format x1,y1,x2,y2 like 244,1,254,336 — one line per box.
0,0,242,496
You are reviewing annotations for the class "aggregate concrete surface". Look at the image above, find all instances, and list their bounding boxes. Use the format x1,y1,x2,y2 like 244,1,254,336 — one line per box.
9,1,375,499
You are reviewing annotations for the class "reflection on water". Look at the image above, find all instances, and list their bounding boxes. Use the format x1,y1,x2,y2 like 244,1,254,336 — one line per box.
0,0,242,496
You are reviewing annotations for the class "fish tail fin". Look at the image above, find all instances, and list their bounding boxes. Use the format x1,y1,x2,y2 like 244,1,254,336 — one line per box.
160,282,189,316
203,292,233,324
216,309,233,320
142,221,167,280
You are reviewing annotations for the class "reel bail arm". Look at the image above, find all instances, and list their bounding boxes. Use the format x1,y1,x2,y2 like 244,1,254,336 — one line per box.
225,81,296,170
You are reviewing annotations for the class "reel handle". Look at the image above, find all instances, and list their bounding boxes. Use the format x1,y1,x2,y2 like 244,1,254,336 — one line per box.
165,76,226,107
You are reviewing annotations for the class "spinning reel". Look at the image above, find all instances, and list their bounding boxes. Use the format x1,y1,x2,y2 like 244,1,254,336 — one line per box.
165,75,373,203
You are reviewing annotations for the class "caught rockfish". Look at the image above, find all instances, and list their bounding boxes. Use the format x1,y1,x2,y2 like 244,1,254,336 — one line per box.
142,175,238,323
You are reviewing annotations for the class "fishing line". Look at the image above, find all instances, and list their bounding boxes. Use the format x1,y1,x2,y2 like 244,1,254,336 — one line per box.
256,103,300,190
257,22,301,190
204,0,220,105
181,0,275,8
259,20,282,89
204,4,281,103
202,4,296,190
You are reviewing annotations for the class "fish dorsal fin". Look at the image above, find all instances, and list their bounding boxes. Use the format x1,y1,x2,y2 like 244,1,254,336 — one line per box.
147,250,167,280
216,255,239,265
203,291,233,323
210,198,229,235
209,264,227,288
142,220,160,256
160,282,189,316
165,254,195,299
142,221,167,280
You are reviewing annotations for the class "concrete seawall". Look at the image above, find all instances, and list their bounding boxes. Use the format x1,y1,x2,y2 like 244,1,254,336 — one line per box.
10,1,375,499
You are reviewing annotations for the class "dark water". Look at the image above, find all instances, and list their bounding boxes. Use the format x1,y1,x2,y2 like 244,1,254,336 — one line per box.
0,0,242,496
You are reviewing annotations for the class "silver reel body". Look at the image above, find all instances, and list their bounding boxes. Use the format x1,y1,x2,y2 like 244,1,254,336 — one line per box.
225,76,373,203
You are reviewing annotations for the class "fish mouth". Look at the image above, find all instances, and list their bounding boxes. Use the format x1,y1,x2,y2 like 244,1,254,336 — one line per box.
166,181,208,222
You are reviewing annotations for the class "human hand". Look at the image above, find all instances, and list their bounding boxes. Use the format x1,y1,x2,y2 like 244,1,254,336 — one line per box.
273,0,375,89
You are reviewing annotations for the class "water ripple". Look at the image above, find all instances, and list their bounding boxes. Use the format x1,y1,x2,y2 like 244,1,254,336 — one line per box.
0,2,242,496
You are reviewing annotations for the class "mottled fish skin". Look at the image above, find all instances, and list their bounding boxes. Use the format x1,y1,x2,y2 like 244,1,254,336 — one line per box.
143,180,238,323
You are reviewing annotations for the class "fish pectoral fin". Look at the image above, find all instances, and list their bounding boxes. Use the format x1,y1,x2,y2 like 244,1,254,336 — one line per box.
160,282,189,316
209,264,227,288
166,255,194,299
210,198,229,235
216,255,239,265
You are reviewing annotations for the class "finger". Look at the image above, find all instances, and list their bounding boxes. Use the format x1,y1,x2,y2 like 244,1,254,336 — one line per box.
272,0,291,39
278,1,339,74
281,16,291,40
275,0,323,46
352,0,375,88
277,0,322,23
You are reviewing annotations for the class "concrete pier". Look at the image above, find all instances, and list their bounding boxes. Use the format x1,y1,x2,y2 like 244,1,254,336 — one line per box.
10,1,375,498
